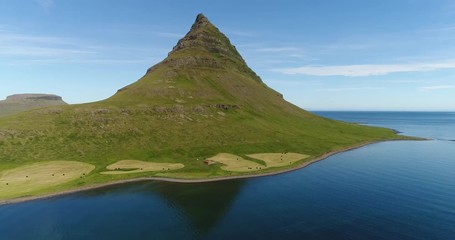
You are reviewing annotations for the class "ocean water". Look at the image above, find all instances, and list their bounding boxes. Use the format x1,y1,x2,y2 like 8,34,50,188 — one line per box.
0,112,454,240
316,111,455,140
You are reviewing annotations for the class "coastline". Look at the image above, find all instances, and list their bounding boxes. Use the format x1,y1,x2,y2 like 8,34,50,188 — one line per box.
0,140,393,206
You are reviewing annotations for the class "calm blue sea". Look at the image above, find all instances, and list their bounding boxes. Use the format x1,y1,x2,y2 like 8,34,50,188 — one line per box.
0,112,454,240
316,111,455,140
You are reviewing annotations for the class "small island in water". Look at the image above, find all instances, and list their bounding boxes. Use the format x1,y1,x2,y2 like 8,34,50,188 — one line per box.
0,14,412,203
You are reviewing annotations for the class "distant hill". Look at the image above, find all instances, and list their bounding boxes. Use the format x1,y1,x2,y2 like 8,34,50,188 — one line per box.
0,94,67,118
0,14,407,199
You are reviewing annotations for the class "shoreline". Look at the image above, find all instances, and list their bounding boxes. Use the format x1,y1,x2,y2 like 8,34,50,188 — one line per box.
0,140,394,205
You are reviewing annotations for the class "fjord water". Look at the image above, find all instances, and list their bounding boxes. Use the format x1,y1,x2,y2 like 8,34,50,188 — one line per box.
316,111,455,141
1,112,454,240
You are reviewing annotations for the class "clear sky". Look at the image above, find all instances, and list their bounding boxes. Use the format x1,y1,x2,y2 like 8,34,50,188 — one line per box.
1,0,454,111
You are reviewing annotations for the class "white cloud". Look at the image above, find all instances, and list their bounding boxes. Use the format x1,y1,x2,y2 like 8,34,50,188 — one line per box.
0,33,68,45
226,30,258,37
418,25,455,33
388,79,419,84
288,54,308,59
0,28,157,66
8,58,151,66
34,0,54,11
278,61,455,77
418,85,455,91
0,30,95,59
316,87,384,92
0,46,95,57
256,47,300,53
151,31,182,39
323,43,374,51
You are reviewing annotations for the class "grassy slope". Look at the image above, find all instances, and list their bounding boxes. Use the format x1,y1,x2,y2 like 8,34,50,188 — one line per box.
0,15,411,200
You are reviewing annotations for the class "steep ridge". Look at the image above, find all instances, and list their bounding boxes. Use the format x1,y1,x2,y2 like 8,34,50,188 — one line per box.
0,14,403,184
110,14,282,109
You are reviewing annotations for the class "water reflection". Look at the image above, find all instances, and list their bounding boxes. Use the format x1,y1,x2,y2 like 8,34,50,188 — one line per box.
69,179,245,237
150,180,245,235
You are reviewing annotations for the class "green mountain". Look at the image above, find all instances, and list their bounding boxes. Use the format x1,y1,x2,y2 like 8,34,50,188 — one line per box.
0,94,66,118
0,14,406,198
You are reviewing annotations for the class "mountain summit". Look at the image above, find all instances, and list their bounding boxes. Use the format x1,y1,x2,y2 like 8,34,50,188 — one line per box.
169,13,245,62
0,14,402,190
113,14,265,104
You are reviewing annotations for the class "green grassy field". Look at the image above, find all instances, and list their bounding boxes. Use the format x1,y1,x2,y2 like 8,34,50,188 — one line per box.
247,153,310,168
206,153,265,172
206,152,311,172
0,161,94,199
101,160,184,175
0,14,414,201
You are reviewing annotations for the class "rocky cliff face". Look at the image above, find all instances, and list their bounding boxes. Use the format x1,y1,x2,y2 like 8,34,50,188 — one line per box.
169,14,244,61
0,94,67,117
163,14,260,81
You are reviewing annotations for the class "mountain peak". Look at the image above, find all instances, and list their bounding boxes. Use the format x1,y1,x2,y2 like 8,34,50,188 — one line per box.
116,14,265,101
195,13,209,25
168,14,242,62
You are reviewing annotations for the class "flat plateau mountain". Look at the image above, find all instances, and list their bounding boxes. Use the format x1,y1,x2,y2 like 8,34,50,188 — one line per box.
0,94,66,118
0,14,409,201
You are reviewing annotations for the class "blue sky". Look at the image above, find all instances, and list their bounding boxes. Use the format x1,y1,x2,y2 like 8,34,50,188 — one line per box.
1,0,455,111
